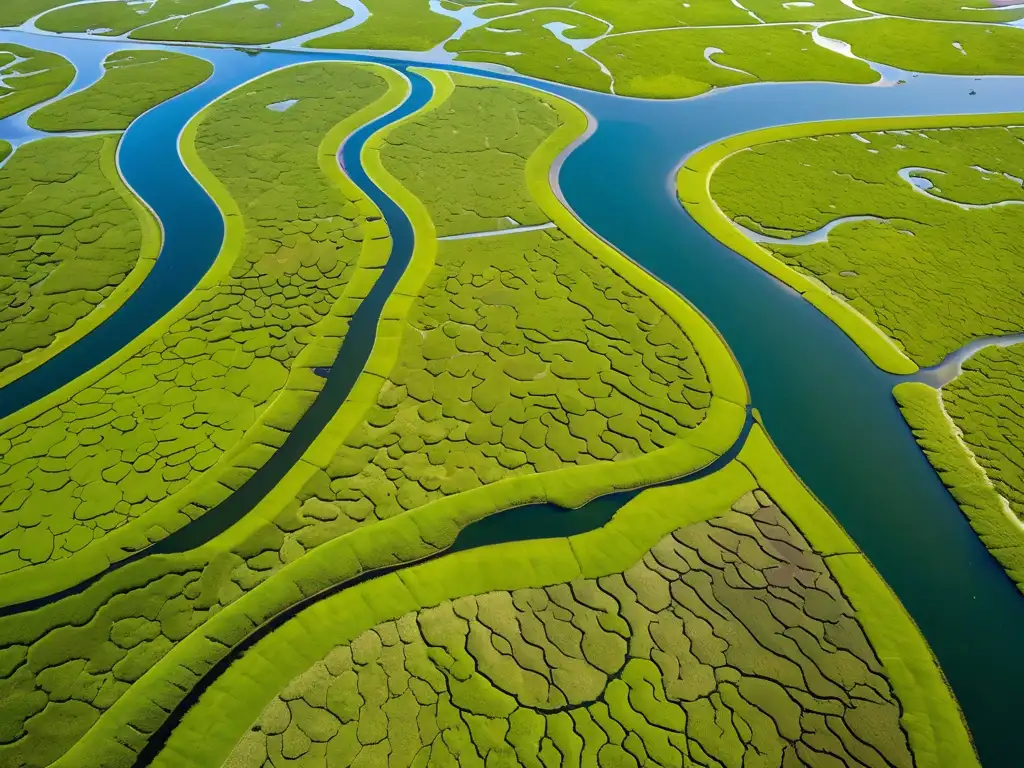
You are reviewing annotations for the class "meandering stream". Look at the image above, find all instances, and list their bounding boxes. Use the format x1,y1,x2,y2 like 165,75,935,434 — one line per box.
0,28,1022,767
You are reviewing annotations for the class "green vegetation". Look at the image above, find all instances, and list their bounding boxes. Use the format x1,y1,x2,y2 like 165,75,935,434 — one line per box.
446,11,612,93
0,0,66,27
35,0,226,36
23,0,1024,98
857,0,1024,23
135,0,353,45
744,0,867,22
29,50,212,131
825,17,1024,75
0,62,405,607
155,426,976,768
591,24,878,98
946,344,1024,540
34,0,350,43
306,0,459,52
691,116,1024,368
471,0,754,31
895,376,1024,591
250,69,746,575
0,43,73,120
0,0,76,27
0,135,159,390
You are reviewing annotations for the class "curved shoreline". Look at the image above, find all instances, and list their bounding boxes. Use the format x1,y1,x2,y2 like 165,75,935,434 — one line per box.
676,110,1024,376
0,133,161,390
137,72,973,768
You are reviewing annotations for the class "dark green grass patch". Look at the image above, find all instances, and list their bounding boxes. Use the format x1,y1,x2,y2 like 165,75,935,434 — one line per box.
29,49,212,131
946,344,1024,531
0,43,73,120
826,17,1024,75
134,0,352,45
0,136,146,382
590,24,878,99
34,0,224,36
306,0,458,51
0,62,392,587
219,485,915,768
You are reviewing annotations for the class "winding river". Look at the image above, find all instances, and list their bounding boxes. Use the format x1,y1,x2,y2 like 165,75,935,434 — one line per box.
1,28,1023,767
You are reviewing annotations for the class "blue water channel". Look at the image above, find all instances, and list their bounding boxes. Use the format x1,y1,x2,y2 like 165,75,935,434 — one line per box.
1,28,1023,766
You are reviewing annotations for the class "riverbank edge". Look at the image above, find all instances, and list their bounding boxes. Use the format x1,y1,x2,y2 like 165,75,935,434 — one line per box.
677,111,1024,376
149,422,978,768
0,62,409,610
743,420,979,768
0,41,75,120
894,380,1024,593
0,133,161,391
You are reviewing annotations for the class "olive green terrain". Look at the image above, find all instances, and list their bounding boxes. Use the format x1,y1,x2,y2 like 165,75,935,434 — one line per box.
0,135,152,384
857,0,1024,22
135,0,353,46
710,125,1024,367
826,17,1024,76
0,43,73,120
10,0,1024,98
446,12,611,94
591,24,878,99
0,53,980,768
35,0,228,37
29,49,213,131
946,344,1024,534
0,0,72,28
227,489,912,768
35,0,350,44
0,61,407,768
0,62,393,590
285,0,459,52
896,345,1024,589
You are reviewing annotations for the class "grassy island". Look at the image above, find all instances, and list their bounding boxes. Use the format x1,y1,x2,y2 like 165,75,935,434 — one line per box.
29,49,213,131
0,43,73,120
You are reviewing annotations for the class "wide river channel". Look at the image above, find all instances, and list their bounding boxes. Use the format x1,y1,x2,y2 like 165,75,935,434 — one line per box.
1,28,1022,766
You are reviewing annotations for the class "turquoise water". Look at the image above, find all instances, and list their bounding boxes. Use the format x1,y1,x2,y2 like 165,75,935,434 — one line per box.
1,29,1022,765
